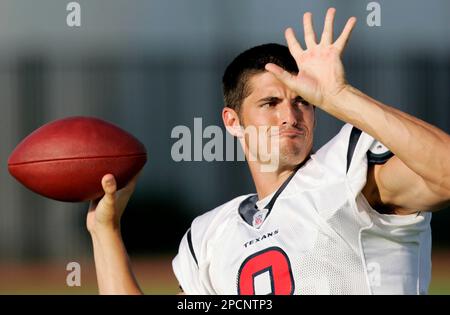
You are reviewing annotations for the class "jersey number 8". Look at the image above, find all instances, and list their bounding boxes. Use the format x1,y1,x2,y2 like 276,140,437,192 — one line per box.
237,246,295,295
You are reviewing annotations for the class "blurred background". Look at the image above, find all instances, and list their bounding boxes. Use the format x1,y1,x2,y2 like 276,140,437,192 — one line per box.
0,0,449,294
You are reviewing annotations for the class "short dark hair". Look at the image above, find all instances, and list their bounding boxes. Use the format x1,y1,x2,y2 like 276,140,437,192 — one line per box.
222,43,298,112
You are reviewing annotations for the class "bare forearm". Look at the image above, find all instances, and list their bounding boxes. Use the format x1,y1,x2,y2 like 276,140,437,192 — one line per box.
325,85,450,188
90,227,143,295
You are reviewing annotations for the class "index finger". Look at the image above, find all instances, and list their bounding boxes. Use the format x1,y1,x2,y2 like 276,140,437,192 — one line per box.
285,27,304,60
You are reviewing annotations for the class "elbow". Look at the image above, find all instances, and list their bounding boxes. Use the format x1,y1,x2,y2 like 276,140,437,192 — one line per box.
431,189,450,212
423,180,450,212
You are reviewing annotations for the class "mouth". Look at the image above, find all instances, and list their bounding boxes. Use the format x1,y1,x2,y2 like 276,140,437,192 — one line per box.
279,130,305,137
272,126,306,137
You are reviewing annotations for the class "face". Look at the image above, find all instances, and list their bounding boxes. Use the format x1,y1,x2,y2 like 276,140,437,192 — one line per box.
223,71,315,172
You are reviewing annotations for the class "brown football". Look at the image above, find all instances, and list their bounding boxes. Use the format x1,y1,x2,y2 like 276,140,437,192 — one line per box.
8,116,147,202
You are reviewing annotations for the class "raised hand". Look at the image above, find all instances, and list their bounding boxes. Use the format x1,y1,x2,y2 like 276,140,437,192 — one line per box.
265,8,356,110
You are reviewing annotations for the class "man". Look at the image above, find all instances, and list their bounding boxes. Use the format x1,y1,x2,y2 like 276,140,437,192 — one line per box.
87,9,450,294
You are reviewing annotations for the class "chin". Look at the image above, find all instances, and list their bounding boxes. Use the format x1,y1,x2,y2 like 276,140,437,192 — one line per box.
278,151,306,168
280,141,311,162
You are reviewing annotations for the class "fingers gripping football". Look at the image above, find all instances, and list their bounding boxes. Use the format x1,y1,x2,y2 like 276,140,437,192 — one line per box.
87,173,139,233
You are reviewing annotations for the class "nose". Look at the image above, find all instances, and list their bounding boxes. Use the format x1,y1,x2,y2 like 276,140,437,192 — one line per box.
279,100,300,127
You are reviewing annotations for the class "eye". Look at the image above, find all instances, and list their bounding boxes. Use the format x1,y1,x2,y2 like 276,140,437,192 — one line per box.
260,101,277,108
294,98,310,107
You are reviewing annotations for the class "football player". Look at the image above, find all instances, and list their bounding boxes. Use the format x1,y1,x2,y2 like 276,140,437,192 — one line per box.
87,8,450,294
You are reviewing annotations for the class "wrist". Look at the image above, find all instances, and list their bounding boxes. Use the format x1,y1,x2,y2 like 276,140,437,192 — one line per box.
88,221,121,238
322,84,351,109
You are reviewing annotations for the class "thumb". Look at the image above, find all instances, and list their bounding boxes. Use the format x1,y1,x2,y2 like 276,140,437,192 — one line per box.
265,63,297,89
101,174,117,206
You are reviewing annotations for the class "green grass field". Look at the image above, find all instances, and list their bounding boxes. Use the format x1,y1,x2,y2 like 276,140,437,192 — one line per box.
1,251,449,295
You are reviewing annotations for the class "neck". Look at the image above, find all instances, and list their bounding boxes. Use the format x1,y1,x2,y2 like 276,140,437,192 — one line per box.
248,161,297,200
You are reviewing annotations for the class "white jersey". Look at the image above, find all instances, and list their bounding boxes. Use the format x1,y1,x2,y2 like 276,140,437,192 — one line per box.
172,123,432,295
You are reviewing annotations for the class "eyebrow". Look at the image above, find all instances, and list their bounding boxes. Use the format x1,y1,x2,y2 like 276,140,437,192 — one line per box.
257,96,307,103
257,96,282,103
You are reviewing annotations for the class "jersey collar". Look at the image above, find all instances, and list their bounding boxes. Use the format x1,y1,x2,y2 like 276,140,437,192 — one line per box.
238,158,308,228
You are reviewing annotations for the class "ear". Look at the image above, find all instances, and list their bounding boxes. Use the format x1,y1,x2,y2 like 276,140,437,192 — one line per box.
222,107,244,138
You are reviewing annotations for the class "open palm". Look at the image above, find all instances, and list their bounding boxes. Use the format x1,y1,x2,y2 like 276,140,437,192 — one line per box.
266,8,356,109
